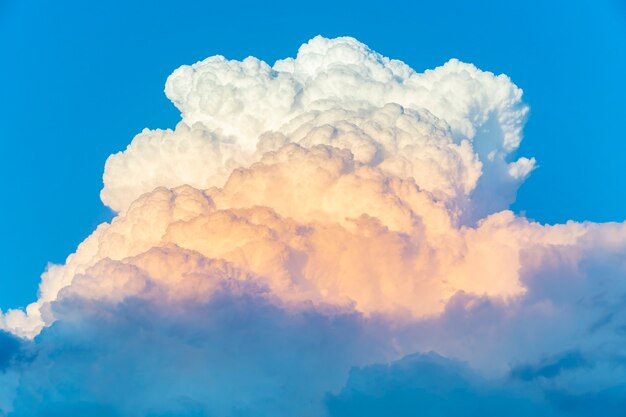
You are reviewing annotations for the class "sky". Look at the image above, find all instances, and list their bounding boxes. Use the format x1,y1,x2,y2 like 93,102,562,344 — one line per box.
0,1,626,415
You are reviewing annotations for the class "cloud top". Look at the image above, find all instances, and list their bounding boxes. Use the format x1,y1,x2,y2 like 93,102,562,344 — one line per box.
102,36,532,219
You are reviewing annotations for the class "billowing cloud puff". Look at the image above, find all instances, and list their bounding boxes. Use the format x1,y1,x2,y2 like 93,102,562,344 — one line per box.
102,36,532,220
1,36,625,416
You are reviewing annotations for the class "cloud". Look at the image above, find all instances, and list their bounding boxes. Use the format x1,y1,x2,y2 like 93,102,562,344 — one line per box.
102,36,532,219
1,36,625,416
326,352,556,417
327,351,626,417
3,148,574,338
6,284,391,417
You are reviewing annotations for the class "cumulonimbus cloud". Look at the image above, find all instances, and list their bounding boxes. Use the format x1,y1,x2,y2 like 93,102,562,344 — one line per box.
1,36,625,416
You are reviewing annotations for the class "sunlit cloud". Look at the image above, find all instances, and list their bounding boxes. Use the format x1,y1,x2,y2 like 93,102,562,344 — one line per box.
1,36,625,416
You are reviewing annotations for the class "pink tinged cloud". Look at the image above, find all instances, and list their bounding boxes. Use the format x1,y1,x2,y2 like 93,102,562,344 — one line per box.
0,36,625,416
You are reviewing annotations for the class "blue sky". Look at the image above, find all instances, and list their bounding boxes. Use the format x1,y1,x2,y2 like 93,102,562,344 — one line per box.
0,0,625,309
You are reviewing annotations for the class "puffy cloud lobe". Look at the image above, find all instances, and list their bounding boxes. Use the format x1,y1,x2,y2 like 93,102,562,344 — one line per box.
166,36,526,152
1,36,626,416
101,123,249,213
5,144,586,338
103,36,532,216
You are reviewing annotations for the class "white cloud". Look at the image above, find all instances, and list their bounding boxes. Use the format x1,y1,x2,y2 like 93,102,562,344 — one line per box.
1,36,624,416
103,36,532,217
